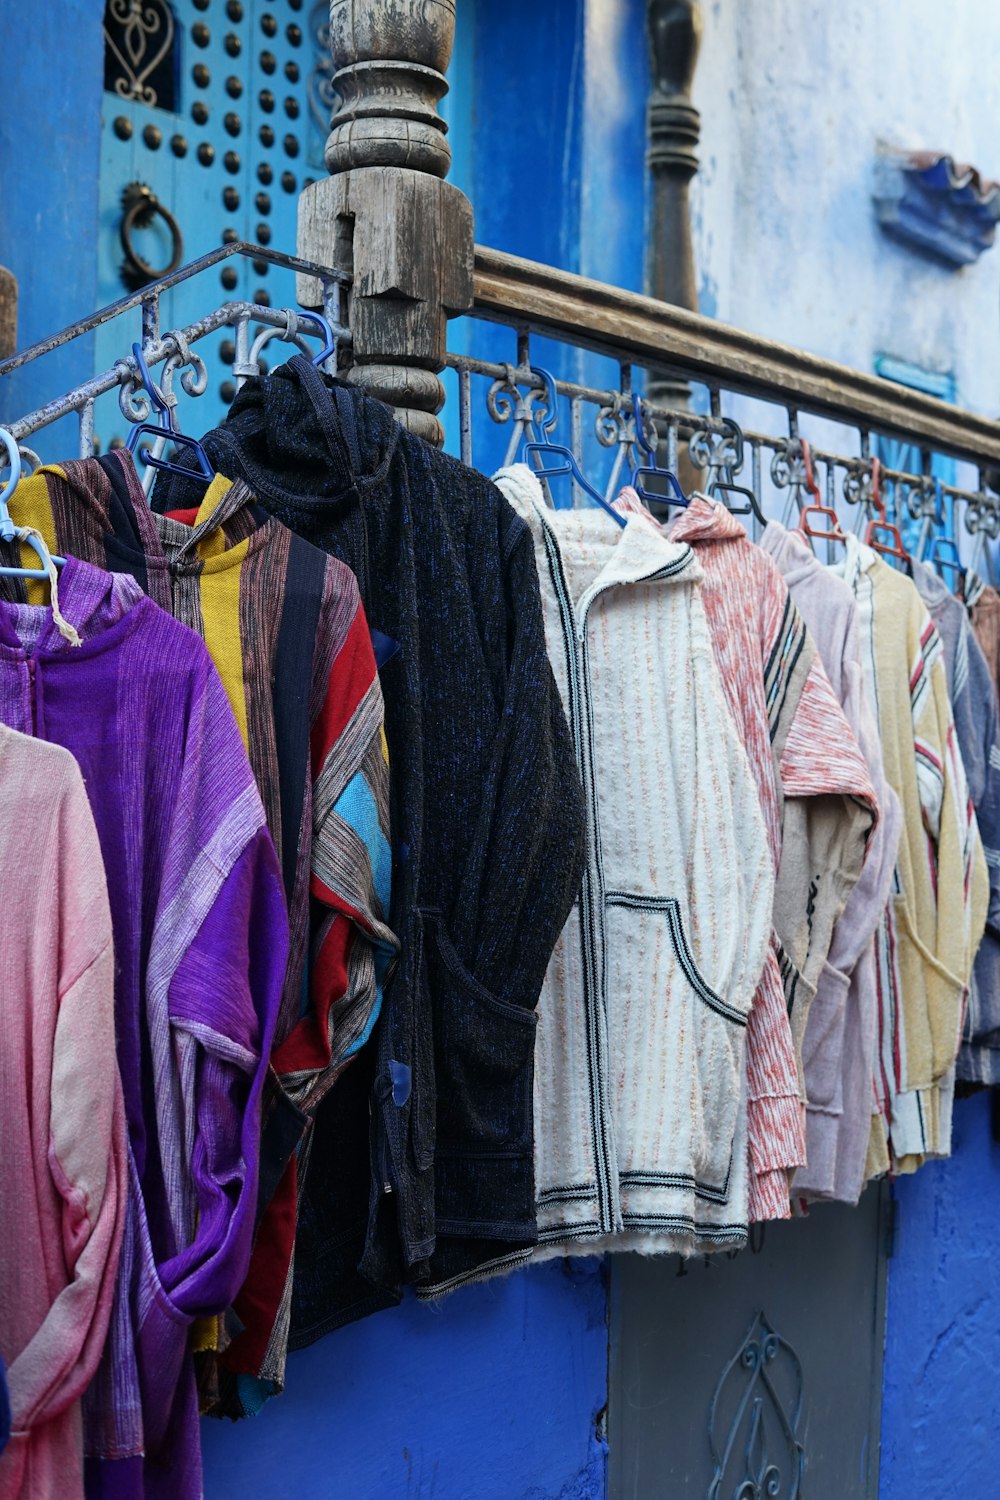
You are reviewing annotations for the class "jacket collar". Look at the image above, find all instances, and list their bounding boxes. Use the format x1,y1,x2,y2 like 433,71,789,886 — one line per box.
614,486,749,548
664,491,749,546
0,554,145,656
495,465,699,606
831,530,880,592
908,555,951,609
759,519,820,586
150,355,399,520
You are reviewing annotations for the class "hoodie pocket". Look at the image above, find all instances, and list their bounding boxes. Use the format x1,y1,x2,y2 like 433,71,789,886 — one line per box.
604,892,748,1202
418,909,537,1158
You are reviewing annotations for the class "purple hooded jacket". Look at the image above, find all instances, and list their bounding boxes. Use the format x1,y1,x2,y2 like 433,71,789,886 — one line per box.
0,557,288,1500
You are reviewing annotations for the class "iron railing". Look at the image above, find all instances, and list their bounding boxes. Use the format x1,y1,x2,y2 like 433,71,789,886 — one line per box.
451,248,1000,573
0,240,997,572
0,243,349,465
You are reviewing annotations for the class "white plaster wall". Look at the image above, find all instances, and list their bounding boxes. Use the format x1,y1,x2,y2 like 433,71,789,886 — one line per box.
691,0,1000,418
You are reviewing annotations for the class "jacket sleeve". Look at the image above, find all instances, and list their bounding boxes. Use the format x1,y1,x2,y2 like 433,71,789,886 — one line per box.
772,649,878,1061
448,514,586,1009
151,655,289,1319
271,581,398,1111
916,637,989,1079
7,772,127,1435
802,636,902,1068
161,828,288,1315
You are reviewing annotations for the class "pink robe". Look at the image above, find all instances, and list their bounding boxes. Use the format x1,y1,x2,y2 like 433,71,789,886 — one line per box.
0,724,126,1499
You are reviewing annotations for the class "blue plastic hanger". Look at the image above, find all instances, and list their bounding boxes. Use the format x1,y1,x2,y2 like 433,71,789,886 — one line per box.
298,310,338,368
928,534,965,580
0,427,66,577
926,480,965,586
628,393,688,507
521,366,626,529
126,341,214,482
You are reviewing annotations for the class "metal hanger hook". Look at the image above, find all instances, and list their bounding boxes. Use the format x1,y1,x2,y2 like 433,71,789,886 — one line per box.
0,427,23,531
129,340,175,430
297,310,338,368
528,366,560,439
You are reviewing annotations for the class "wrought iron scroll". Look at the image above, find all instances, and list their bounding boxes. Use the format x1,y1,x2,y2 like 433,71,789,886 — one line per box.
0,242,349,461
103,0,178,112
708,1310,805,1500
445,347,1000,574
308,0,338,169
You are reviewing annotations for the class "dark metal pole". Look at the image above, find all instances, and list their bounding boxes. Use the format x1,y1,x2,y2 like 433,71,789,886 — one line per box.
645,0,703,415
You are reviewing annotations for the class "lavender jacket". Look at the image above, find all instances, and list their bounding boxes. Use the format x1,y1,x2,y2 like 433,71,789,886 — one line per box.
761,524,902,1203
0,558,288,1500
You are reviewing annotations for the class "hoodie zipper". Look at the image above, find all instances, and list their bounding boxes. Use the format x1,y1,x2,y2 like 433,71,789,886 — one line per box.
26,656,36,733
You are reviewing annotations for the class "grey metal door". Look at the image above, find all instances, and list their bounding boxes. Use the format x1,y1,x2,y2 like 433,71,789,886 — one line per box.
609,1182,889,1498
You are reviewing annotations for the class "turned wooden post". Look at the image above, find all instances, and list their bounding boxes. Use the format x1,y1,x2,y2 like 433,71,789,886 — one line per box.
645,0,703,415
297,0,474,447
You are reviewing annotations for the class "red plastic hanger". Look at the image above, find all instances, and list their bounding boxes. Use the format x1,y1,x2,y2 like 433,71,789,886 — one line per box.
796,438,847,544
863,458,909,562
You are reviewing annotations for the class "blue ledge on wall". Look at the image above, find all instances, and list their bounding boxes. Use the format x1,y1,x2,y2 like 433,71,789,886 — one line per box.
873,149,1000,266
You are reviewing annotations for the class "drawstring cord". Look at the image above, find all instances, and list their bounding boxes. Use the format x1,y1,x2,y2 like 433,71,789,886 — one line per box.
17,526,82,647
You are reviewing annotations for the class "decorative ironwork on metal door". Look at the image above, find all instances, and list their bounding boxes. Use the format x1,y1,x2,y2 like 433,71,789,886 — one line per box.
708,1310,805,1500
104,0,179,111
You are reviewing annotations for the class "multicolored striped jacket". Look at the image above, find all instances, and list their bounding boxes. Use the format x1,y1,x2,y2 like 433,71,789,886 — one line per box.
837,536,988,1173
4,452,397,1413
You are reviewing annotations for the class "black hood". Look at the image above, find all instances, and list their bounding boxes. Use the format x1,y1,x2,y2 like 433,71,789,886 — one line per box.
153,354,401,519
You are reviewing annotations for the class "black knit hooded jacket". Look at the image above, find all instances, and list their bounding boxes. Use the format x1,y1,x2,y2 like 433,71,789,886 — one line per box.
156,357,585,1337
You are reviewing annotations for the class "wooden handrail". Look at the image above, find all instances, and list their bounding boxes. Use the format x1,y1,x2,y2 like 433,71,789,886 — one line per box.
472,245,1000,469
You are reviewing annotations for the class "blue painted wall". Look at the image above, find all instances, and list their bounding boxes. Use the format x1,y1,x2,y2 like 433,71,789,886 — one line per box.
0,0,104,453
880,1094,1000,1499
442,0,648,478
201,1262,608,1499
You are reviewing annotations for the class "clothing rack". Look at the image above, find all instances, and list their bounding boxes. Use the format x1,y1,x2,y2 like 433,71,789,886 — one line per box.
447,351,999,551
0,243,349,464
1,238,998,577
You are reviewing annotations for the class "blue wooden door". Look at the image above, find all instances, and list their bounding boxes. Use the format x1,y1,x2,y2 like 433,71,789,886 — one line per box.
92,0,330,454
